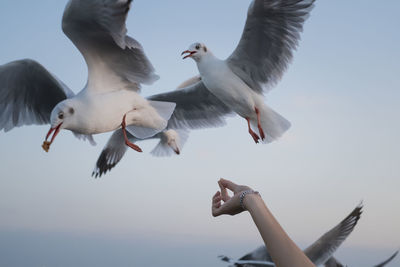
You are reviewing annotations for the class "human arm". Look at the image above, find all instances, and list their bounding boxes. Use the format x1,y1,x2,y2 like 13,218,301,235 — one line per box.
212,178,315,267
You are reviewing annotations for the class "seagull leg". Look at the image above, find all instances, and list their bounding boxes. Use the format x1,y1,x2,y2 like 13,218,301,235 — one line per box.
255,107,266,141
246,117,260,144
121,114,142,152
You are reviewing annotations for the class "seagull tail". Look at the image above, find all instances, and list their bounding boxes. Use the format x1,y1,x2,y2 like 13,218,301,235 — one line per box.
255,104,291,143
126,101,176,139
148,100,176,123
150,141,172,157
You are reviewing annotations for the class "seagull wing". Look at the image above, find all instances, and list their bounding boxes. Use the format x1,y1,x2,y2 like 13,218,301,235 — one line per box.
227,0,315,94
175,75,201,90
373,250,399,267
324,257,344,267
148,81,233,130
62,0,158,93
0,59,73,132
92,129,131,178
304,204,363,266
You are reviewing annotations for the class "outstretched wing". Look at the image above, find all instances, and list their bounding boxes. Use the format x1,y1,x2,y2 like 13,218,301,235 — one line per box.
92,129,131,178
227,0,315,94
324,257,344,267
62,0,159,93
304,204,363,266
374,250,399,267
0,59,73,132
148,81,233,129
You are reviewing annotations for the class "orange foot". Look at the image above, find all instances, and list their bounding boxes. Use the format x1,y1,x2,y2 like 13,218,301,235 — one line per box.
121,114,142,152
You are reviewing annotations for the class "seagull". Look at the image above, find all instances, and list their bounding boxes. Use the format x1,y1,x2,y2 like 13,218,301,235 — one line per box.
180,0,315,143
92,128,189,178
220,204,363,267
0,0,176,153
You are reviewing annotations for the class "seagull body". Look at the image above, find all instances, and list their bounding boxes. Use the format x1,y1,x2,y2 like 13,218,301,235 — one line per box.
196,53,262,119
53,89,165,135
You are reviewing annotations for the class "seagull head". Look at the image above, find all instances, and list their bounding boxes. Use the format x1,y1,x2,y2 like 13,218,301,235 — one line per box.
164,129,181,155
181,42,208,61
42,101,76,151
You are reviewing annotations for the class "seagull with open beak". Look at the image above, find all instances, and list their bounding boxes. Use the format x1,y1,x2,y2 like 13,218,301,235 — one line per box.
178,0,316,144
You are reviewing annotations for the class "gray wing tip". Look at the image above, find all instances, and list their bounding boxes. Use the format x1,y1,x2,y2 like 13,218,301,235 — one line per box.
374,250,399,267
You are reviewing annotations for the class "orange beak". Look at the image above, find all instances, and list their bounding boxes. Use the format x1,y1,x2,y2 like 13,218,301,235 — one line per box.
181,50,197,59
42,123,62,152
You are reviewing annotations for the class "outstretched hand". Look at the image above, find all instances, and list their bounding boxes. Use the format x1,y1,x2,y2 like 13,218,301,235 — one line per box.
212,178,252,217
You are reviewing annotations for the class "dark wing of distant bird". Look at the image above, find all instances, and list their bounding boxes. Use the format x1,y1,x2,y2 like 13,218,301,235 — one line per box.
373,250,399,267
324,257,344,267
227,0,315,94
0,59,73,132
148,81,233,129
233,246,274,267
304,204,363,266
62,0,158,92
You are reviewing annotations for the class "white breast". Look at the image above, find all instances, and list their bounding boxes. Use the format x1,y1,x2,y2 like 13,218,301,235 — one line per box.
197,57,260,117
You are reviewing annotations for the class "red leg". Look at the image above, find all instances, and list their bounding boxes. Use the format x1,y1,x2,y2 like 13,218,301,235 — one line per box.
246,117,260,144
255,107,266,141
121,115,142,152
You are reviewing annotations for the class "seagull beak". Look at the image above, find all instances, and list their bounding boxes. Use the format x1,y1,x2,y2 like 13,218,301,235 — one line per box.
42,123,62,152
174,147,180,155
181,50,196,59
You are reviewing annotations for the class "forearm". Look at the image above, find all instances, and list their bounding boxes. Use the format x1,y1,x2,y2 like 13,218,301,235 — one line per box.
244,194,315,267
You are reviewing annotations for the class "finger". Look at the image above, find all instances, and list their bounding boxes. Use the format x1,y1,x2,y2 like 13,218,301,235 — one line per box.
213,195,222,204
218,180,230,202
212,201,222,217
219,178,239,193
212,191,220,199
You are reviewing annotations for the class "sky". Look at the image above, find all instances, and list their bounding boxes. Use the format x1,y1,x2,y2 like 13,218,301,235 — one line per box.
0,0,399,266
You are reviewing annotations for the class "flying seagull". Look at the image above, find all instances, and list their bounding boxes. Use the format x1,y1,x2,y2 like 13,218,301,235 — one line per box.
220,203,362,266
180,0,315,143
0,0,176,153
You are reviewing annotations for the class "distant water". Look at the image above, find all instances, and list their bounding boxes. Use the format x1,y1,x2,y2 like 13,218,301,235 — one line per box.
0,230,397,267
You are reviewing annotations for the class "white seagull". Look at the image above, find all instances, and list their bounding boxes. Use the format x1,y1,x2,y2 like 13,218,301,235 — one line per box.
180,0,315,143
220,203,363,266
0,0,176,153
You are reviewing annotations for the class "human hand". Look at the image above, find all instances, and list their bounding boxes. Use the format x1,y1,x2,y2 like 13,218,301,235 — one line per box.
211,178,253,217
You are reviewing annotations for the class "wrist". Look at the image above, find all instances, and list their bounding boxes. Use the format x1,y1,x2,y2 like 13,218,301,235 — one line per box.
240,190,261,211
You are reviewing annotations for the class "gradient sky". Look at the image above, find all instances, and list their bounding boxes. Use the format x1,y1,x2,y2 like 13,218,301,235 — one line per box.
0,0,399,266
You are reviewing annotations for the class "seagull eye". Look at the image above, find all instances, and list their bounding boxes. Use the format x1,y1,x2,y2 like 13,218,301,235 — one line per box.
195,44,200,50
58,112,64,120
69,108,74,114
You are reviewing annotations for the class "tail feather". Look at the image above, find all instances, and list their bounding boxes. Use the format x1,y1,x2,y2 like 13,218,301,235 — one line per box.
252,104,291,143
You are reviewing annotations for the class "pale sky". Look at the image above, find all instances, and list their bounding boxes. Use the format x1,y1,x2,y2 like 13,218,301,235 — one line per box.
0,0,399,266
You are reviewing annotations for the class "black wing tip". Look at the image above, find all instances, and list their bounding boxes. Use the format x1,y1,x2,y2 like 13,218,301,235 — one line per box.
91,148,118,178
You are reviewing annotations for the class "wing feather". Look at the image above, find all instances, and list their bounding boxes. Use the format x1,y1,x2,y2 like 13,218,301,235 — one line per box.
227,0,315,94
62,0,158,93
304,204,363,265
148,81,233,130
0,59,72,132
